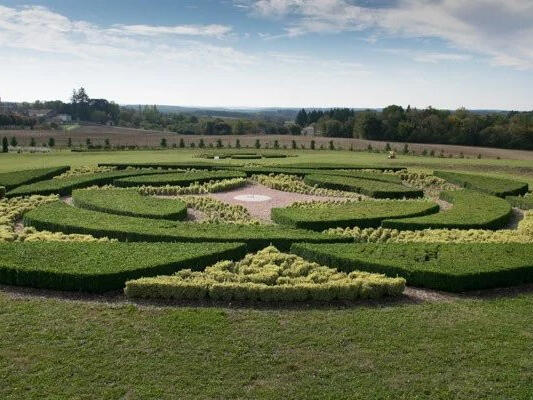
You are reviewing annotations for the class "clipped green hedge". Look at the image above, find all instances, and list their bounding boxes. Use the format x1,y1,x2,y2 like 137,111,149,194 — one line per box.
230,154,262,159
0,186,4,199
276,163,405,171
7,169,171,197
434,170,528,197
382,190,512,230
272,200,439,230
23,202,351,251
506,195,533,210
0,166,70,191
98,162,242,170
114,170,246,187
304,174,423,199
73,189,187,220
0,241,246,292
291,242,533,292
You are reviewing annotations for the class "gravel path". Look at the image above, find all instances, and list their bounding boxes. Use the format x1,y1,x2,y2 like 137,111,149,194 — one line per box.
207,182,349,221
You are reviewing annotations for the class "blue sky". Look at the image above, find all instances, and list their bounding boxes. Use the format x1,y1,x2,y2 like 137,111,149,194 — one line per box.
0,0,532,110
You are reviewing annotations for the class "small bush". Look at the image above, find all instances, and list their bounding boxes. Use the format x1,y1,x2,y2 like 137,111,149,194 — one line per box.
125,246,405,301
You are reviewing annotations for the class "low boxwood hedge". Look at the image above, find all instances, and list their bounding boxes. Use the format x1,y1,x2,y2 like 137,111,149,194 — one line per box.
0,166,70,191
23,202,351,251
0,241,247,292
7,169,172,197
114,170,246,187
98,162,242,170
230,154,262,159
304,174,423,199
506,195,533,210
272,200,439,230
0,186,4,199
434,170,528,197
73,189,188,220
382,190,512,230
275,163,405,171
291,242,533,292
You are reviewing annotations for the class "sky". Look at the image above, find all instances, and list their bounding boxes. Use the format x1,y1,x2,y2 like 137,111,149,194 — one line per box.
0,0,532,110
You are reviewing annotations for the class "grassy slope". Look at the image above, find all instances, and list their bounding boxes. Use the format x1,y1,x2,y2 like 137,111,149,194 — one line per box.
1,292,532,399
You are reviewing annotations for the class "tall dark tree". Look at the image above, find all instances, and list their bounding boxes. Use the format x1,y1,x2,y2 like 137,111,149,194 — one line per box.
295,109,309,127
2,137,8,153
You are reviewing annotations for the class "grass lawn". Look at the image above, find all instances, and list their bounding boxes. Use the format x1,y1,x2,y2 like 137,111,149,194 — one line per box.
1,292,532,399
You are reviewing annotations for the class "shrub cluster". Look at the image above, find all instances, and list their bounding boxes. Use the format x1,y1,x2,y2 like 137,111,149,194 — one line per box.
125,246,405,301
114,170,246,188
251,174,361,198
138,177,248,196
434,170,528,197
23,201,351,250
326,211,533,244
291,242,533,292
7,169,173,197
272,200,439,230
0,241,247,292
73,189,188,220
180,196,261,225
382,190,512,230
53,165,116,179
304,174,423,199
506,194,533,210
0,166,70,191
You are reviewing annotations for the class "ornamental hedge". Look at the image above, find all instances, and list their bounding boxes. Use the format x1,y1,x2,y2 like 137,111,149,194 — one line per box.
73,189,188,220
291,242,533,292
304,174,423,199
272,200,439,230
98,162,242,170
0,241,247,292
434,170,528,197
0,166,70,191
7,169,172,197
276,163,405,171
506,195,533,210
113,170,246,187
0,186,4,199
23,202,351,251
125,246,405,301
382,190,512,230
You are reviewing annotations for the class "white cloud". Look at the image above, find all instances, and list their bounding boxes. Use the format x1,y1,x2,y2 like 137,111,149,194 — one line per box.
249,0,533,69
109,24,233,38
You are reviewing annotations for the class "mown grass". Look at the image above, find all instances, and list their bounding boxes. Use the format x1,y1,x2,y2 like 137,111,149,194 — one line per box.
0,292,532,399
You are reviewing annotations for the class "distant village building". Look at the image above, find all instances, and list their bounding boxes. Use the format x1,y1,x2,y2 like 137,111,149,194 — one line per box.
301,124,316,136
27,109,55,118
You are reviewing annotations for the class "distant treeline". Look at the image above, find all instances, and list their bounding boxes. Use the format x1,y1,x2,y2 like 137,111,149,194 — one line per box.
295,106,533,150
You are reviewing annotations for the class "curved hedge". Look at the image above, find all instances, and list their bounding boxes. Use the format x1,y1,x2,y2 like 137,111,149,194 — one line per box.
434,170,528,197
7,169,172,197
0,241,246,292
304,174,423,199
291,242,533,292
99,162,242,170
506,195,533,210
73,189,187,220
382,190,512,230
0,166,70,191
276,163,405,171
272,200,439,230
23,202,351,251
114,170,246,187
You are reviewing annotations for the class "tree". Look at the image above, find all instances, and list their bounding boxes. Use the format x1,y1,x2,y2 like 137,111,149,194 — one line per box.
48,137,55,147
295,109,309,127
67,137,72,148
160,138,167,148
291,140,297,149
289,124,301,135
86,138,92,147
10,137,17,147
329,140,334,150
30,137,36,147
255,139,261,149
235,139,241,148
216,139,223,148
199,139,205,148
402,143,409,154
2,137,8,153
353,112,383,140
274,140,279,149
179,138,185,148
310,140,316,150
104,138,110,148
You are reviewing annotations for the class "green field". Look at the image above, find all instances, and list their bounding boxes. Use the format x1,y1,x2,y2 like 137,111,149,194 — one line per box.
1,148,533,399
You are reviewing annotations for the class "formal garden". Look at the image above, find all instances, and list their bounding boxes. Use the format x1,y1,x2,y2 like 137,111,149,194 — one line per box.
1,150,532,398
